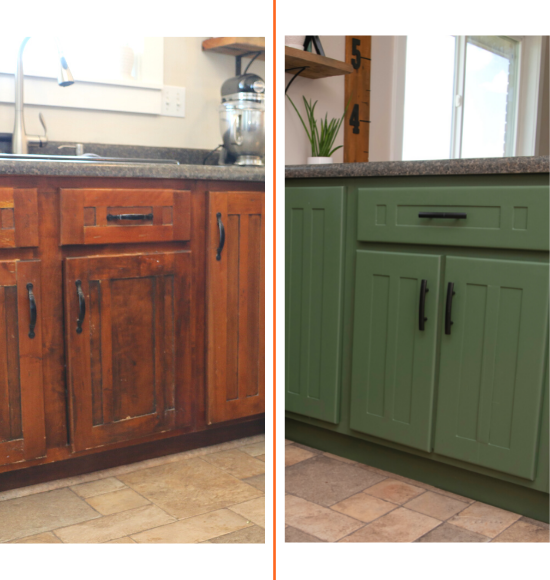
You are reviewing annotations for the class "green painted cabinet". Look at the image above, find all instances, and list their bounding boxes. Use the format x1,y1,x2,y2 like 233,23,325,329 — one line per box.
350,250,441,451
285,186,345,423
434,257,549,480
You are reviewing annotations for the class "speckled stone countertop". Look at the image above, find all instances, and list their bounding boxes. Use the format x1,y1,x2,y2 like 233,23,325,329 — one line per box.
286,156,549,179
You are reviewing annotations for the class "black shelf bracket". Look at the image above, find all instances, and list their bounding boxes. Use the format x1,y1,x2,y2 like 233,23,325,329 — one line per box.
285,66,308,94
235,51,264,76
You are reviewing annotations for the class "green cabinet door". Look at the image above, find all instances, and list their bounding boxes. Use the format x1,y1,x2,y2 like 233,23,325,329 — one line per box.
350,250,441,451
434,257,549,480
285,187,345,423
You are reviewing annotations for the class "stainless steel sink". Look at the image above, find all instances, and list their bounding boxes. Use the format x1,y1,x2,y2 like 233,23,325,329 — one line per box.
0,153,180,165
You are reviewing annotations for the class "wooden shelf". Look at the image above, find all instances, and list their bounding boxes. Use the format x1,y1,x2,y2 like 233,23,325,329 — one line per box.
285,46,353,79
202,37,265,60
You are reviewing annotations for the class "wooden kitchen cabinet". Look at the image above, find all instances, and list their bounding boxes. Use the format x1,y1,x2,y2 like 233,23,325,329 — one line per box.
207,191,265,424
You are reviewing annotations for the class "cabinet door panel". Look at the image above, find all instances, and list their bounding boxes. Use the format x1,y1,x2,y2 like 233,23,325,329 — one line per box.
350,251,441,451
207,192,265,424
434,257,549,480
0,260,46,466
285,187,345,424
64,252,192,452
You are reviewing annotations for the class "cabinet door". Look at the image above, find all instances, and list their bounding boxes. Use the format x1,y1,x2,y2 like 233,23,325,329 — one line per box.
64,252,192,452
0,260,46,466
207,192,265,424
434,257,549,480
285,187,345,424
350,251,441,451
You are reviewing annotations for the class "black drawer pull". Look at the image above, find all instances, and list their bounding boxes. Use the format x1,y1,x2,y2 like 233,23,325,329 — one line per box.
419,212,467,219
26,283,37,339
445,282,455,335
418,279,429,331
107,213,154,221
216,212,225,261
75,279,86,334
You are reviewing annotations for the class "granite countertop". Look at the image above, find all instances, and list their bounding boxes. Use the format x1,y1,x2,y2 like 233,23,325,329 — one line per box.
286,156,549,179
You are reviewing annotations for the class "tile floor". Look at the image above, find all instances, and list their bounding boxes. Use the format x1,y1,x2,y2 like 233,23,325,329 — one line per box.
0,435,265,544
285,440,549,543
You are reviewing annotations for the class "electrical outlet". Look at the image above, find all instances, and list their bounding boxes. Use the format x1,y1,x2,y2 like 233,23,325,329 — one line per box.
161,86,185,117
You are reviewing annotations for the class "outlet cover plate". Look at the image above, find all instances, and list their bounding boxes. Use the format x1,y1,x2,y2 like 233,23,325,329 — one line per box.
161,86,185,117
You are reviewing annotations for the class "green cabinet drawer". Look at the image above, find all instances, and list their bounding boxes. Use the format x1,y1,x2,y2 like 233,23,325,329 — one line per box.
350,250,441,451
285,186,345,423
357,186,549,251
434,256,549,480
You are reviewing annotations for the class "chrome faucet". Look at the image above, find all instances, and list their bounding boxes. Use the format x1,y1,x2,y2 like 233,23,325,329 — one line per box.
12,37,74,154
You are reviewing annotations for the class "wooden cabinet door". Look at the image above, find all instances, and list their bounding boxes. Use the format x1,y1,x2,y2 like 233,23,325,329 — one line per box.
434,257,549,480
350,251,441,452
207,192,265,424
285,186,345,424
64,252,192,452
0,260,46,466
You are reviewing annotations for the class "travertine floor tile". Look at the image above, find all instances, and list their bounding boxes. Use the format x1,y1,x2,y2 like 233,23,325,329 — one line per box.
291,443,322,455
285,445,315,466
106,536,136,543
363,478,425,505
11,532,62,544
131,509,250,543
340,507,440,542
243,474,265,492
118,457,262,519
448,502,522,538
415,522,490,543
285,439,293,445
323,452,357,465
239,442,265,457
86,488,150,516
71,477,126,499
0,488,99,543
285,526,324,542
202,449,265,479
229,497,265,528
332,492,396,523
520,516,549,530
257,454,265,462
209,525,265,543
405,491,469,520
54,505,174,543
492,520,550,543
285,495,363,542
286,455,385,507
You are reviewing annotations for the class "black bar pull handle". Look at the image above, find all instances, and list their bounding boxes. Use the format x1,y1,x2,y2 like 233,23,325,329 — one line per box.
445,282,455,335
419,212,467,219
107,213,154,221
216,212,225,261
26,283,37,339
75,279,86,334
418,279,429,331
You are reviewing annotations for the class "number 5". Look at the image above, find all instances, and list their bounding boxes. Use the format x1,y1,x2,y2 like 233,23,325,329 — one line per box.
351,38,361,70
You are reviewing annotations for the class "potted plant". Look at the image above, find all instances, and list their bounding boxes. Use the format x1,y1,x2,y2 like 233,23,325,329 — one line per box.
287,95,347,164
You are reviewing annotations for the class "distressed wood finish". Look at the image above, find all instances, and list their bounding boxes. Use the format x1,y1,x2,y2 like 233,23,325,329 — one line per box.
0,188,39,248
207,191,265,424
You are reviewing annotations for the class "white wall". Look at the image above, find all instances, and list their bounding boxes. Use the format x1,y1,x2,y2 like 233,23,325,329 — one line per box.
0,37,264,150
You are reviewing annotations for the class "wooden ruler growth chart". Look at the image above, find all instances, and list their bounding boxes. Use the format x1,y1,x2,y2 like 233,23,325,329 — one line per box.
344,36,371,163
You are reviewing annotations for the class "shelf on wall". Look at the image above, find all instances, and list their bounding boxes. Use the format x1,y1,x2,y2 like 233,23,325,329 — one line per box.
285,46,353,79
202,37,265,60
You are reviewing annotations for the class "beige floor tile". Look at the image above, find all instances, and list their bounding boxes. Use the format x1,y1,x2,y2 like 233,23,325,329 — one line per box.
285,526,324,542
285,439,293,445
86,488,150,516
491,520,550,543
131,509,250,543
229,497,265,528
11,532,62,544
332,492,396,523
54,505,174,543
285,494,363,542
71,477,126,499
118,457,262,519
520,516,549,530
106,536,136,543
202,449,265,479
0,488,99,543
448,502,522,538
340,507,440,542
286,445,315,466
256,455,265,462
239,442,265,457
323,452,357,465
415,522,490,543
364,478,425,505
209,525,265,544
405,491,469,520
243,474,265,492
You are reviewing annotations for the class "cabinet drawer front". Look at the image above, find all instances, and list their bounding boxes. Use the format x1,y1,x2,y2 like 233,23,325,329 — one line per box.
285,186,345,424
435,257,549,480
60,188,191,245
357,186,549,250
350,251,441,451
0,188,39,248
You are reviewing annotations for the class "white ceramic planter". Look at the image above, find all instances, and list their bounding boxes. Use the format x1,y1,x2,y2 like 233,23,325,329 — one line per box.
307,157,333,165
285,36,306,50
